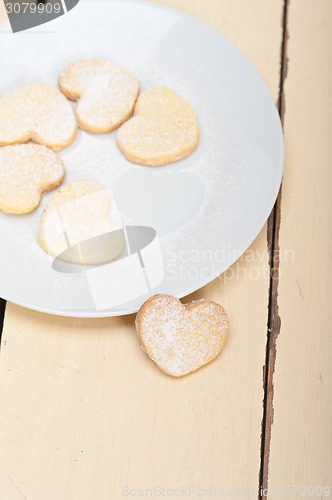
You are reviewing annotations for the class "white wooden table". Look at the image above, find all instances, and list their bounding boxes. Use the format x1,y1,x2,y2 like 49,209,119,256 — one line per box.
0,1,331,498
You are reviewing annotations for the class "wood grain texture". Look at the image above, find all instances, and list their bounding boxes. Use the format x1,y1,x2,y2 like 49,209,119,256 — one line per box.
0,1,284,499
268,0,332,496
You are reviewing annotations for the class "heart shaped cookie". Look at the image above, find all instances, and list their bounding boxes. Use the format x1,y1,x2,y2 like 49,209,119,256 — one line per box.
0,83,77,151
0,144,65,214
38,179,125,265
117,87,199,166
58,59,139,133
135,294,229,377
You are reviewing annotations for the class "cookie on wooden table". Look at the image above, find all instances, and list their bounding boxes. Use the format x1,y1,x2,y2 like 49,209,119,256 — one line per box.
135,294,229,377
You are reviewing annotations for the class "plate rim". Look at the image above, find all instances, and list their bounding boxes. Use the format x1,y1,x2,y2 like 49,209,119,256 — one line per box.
0,0,284,317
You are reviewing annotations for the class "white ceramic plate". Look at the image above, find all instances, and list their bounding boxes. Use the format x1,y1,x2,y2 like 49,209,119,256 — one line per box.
0,0,283,317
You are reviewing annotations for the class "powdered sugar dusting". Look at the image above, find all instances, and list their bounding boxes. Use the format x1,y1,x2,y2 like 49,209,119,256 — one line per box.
38,179,124,264
136,295,229,377
58,59,139,133
117,87,199,166
0,143,64,214
0,83,77,151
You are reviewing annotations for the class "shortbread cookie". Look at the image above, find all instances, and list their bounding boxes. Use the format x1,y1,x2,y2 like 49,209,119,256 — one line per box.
0,144,65,214
0,83,77,151
38,179,125,265
58,59,139,133
135,294,229,377
117,87,199,166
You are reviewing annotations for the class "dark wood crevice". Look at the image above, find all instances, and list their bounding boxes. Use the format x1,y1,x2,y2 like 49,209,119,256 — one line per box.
259,0,289,497
0,299,6,344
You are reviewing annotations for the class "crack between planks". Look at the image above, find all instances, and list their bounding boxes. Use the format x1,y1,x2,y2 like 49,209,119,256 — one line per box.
0,299,6,344
259,0,289,498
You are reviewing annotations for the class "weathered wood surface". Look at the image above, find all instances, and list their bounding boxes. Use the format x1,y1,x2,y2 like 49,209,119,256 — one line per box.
268,1,332,496
0,1,292,499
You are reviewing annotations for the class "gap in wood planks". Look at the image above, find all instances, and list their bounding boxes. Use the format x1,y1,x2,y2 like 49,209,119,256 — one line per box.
259,0,289,497
0,299,6,343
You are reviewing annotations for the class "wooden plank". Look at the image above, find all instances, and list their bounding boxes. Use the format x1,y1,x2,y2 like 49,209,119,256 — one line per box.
268,0,332,496
0,1,284,499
